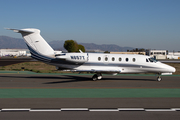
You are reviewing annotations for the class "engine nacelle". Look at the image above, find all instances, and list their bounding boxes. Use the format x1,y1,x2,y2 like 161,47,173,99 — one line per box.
55,53,88,63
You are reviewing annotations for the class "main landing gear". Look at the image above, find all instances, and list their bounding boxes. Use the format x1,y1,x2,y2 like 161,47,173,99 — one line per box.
92,73,102,81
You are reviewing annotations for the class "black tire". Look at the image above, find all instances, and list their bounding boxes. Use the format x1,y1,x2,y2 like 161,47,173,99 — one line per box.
92,74,98,81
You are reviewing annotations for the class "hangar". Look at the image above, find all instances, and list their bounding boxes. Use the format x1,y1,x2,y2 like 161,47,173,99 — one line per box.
0,49,30,57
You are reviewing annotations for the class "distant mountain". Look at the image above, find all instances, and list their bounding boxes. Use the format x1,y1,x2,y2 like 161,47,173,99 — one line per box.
0,36,134,52
0,36,27,49
80,43,133,52
48,40,65,50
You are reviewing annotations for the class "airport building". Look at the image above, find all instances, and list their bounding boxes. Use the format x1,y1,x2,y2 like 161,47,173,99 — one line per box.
111,50,172,59
167,52,180,59
146,50,167,59
86,49,105,53
110,52,146,55
0,49,30,57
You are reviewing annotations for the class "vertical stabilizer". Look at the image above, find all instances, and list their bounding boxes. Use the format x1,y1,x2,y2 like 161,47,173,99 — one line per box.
7,28,55,58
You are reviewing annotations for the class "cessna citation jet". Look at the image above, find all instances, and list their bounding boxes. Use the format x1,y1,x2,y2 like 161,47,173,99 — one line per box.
7,28,176,81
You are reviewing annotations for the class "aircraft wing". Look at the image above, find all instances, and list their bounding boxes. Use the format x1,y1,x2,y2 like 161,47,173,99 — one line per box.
71,69,121,73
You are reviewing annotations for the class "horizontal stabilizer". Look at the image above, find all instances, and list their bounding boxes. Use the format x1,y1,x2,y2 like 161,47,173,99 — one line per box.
5,28,34,33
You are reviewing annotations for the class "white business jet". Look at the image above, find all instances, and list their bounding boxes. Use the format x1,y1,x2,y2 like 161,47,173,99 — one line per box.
7,28,176,81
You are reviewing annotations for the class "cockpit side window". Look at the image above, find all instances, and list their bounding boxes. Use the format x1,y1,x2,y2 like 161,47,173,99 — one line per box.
146,59,149,62
149,58,153,62
148,57,158,63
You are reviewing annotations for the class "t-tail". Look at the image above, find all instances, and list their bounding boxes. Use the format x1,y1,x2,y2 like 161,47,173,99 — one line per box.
7,28,55,62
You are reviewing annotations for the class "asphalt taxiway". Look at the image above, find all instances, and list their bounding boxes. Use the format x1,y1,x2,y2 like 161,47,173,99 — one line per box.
0,57,34,66
0,73,180,120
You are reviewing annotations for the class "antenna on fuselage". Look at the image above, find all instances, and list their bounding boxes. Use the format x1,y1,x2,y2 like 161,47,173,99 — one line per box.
79,49,83,53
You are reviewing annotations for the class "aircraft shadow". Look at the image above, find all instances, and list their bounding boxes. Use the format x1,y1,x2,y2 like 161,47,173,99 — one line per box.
43,77,91,84
0,75,156,84
0,75,70,80
43,75,155,84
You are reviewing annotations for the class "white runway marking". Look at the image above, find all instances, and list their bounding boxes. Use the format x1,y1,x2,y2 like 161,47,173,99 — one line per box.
61,108,88,111
1,108,30,112
171,108,180,111
118,108,144,111
0,108,180,112
30,109,61,112
89,109,119,112
145,109,176,112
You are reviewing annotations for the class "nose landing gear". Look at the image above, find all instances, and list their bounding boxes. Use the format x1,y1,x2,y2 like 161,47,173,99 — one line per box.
157,76,162,81
157,73,162,81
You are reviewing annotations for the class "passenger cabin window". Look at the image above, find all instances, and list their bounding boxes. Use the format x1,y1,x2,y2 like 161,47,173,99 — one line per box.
119,57,122,61
126,58,129,62
105,57,108,61
98,57,101,61
112,57,115,61
132,58,136,62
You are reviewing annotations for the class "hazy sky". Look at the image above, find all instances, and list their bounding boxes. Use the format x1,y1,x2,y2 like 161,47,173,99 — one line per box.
0,0,180,51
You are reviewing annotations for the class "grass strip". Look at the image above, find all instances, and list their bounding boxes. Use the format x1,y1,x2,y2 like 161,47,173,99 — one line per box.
0,88,179,98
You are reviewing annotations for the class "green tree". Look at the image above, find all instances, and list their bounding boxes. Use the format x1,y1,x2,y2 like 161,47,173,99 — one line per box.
104,51,110,53
78,44,85,52
64,40,78,52
64,40,85,52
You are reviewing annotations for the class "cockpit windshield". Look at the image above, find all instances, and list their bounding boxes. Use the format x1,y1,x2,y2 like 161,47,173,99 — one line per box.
148,57,158,63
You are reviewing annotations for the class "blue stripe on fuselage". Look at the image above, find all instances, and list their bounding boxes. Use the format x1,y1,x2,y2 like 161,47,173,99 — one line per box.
26,44,52,62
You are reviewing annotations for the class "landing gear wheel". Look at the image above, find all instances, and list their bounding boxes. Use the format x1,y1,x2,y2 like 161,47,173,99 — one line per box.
92,74,98,81
157,77,162,82
92,73,102,81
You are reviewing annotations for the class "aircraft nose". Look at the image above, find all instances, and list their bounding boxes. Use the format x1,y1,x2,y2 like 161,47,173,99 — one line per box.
168,66,176,73
162,63,176,73
171,67,176,73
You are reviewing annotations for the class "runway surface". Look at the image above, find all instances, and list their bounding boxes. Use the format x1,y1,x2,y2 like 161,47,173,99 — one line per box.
0,73,180,120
